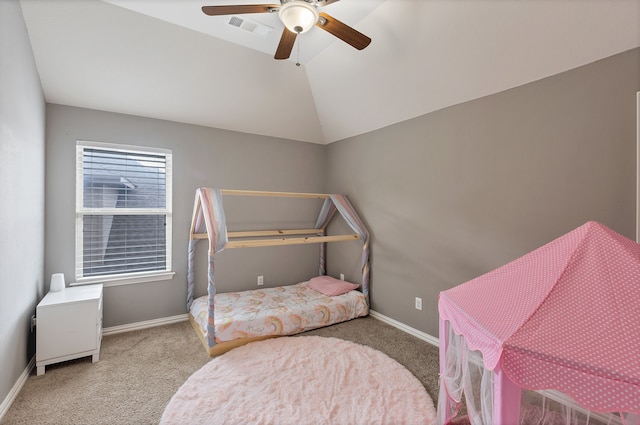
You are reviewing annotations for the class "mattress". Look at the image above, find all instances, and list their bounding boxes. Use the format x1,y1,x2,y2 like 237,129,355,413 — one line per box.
190,281,368,342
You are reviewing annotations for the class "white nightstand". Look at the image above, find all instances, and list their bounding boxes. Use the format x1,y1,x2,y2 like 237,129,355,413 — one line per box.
36,284,103,376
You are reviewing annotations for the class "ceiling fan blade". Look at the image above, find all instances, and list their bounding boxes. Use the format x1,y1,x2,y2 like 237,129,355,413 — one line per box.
315,12,371,50
201,4,279,16
317,0,341,5
274,29,297,60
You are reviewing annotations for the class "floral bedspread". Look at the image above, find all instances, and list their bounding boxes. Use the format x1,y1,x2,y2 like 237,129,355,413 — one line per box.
190,282,368,342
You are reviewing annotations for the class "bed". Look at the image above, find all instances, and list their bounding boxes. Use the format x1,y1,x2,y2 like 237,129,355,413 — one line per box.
187,188,371,356
189,280,369,356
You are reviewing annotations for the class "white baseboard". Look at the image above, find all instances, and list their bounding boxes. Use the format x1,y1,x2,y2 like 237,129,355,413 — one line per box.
3,312,426,421
101,311,439,347
369,309,439,347
0,356,35,422
102,314,189,336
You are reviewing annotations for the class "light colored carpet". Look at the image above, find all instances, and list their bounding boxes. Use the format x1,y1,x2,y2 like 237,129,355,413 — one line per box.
1,316,441,424
161,336,437,425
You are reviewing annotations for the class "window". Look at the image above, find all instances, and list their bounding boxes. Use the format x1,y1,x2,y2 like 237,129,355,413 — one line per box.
75,141,172,284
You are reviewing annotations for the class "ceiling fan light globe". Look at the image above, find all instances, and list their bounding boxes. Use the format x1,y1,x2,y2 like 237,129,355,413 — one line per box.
279,1,319,34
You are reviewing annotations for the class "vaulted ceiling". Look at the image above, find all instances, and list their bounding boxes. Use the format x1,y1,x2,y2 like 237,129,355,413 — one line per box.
19,0,640,144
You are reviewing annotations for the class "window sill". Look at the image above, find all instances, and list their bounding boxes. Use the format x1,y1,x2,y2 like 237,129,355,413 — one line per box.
71,271,175,288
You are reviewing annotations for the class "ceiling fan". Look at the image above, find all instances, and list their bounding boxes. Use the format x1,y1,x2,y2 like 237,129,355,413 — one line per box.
201,0,372,61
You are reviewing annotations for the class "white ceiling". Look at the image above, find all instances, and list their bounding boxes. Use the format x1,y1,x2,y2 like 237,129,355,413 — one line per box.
19,0,640,144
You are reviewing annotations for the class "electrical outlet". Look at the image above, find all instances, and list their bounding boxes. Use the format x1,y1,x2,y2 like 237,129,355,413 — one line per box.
257,275,264,286
415,297,422,311
340,273,345,280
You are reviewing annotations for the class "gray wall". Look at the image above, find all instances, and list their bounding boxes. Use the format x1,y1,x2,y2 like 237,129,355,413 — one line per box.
0,0,46,410
45,105,326,328
326,48,640,337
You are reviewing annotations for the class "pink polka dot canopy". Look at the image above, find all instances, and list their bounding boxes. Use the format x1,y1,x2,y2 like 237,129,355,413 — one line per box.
439,221,640,421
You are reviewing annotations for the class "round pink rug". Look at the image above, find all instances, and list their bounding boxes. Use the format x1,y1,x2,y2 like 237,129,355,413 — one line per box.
161,336,436,425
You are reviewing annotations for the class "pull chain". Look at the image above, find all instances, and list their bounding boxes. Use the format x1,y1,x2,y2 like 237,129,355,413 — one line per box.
296,34,301,67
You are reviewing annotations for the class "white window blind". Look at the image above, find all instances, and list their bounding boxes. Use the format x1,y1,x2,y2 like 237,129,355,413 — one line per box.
75,141,172,282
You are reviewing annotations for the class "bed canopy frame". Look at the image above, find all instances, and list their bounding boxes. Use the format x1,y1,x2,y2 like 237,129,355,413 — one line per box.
186,188,370,355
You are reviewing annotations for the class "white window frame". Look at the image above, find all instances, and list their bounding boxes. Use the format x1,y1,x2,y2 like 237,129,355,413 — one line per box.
74,140,174,287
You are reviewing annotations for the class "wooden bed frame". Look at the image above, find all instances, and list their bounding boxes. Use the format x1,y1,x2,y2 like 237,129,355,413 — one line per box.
188,189,368,356
188,315,276,356
190,190,360,248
